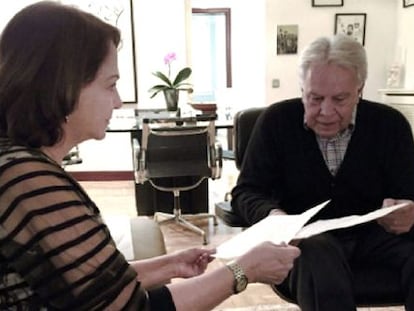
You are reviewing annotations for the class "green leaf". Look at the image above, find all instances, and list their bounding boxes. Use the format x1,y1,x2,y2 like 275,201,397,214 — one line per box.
149,65,192,99
174,83,192,92
152,71,173,87
148,84,170,98
173,67,192,86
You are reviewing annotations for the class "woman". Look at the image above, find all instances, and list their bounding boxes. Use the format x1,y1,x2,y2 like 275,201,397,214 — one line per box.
0,2,300,310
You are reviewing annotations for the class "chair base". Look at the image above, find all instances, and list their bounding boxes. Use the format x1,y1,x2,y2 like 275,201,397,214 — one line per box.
154,211,218,245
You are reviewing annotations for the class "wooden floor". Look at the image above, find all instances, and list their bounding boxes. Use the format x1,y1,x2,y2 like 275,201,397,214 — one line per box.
80,160,404,311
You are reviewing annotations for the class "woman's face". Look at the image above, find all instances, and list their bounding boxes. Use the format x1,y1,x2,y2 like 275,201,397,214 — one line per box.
65,43,122,143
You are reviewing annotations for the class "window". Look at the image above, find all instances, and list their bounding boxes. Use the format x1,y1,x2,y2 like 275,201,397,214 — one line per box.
191,8,231,102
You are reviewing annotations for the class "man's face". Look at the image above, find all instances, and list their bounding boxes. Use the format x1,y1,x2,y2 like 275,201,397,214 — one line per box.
302,63,362,138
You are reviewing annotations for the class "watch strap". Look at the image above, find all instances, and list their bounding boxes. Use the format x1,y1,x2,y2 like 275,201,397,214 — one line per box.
226,260,248,294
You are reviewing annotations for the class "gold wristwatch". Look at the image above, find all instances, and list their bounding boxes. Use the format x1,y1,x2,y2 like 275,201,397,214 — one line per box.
226,261,248,294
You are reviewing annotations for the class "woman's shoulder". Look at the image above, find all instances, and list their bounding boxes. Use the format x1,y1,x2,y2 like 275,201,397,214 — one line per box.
0,139,52,173
0,142,41,163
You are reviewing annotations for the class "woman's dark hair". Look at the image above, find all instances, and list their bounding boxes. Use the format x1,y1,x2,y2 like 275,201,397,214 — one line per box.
0,1,121,147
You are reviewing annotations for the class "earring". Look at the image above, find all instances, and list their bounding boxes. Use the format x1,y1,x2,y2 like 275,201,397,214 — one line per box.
65,116,69,123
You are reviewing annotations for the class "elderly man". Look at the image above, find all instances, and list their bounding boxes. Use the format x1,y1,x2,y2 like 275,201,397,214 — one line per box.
232,34,414,310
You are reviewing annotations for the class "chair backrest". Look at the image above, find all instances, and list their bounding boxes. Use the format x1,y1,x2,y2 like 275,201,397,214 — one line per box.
146,129,210,179
233,107,266,169
136,115,222,192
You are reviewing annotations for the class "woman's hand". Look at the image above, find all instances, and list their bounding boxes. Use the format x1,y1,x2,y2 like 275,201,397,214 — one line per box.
171,248,216,278
236,241,300,285
377,198,414,234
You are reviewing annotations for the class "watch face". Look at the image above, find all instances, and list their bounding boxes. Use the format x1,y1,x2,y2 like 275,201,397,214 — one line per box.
236,275,248,292
227,262,249,293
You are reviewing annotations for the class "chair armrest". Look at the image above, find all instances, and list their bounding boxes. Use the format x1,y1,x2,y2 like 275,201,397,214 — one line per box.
129,217,167,260
210,141,223,180
133,138,147,184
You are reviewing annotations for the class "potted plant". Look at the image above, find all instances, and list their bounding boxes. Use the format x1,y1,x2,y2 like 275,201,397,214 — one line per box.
148,52,193,111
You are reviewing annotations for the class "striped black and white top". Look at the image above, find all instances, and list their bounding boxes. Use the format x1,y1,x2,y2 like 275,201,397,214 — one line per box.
0,139,174,310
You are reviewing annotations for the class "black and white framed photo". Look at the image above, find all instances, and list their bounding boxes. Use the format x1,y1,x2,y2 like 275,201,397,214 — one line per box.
334,13,367,46
312,0,343,7
403,0,414,7
277,25,298,55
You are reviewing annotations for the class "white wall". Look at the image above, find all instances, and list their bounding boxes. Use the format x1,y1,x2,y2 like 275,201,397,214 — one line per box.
67,132,133,171
134,0,188,109
396,3,414,89
265,0,399,105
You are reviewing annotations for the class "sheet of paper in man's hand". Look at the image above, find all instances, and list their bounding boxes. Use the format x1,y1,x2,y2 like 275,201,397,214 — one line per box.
215,201,409,259
294,201,409,239
215,200,330,259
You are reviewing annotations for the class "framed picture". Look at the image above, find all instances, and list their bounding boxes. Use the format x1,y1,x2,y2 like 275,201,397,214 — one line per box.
0,0,138,103
312,0,343,7
335,13,367,45
403,0,414,7
277,25,298,55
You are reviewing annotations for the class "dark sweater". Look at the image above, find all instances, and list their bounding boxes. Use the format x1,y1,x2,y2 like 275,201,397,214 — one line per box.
232,98,414,226
0,140,175,310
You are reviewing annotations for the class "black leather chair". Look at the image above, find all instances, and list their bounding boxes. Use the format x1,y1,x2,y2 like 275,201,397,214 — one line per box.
214,107,264,228
135,115,222,245
214,106,404,307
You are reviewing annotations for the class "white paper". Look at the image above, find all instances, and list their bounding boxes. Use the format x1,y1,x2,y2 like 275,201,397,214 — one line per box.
215,201,409,259
215,200,330,259
294,202,409,239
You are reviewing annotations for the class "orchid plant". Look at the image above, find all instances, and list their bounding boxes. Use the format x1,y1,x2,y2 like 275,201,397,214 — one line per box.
148,52,193,99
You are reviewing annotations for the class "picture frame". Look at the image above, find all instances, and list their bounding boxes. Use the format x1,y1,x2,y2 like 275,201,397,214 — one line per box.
312,0,343,7
276,25,299,55
334,13,367,46
403,0,414,7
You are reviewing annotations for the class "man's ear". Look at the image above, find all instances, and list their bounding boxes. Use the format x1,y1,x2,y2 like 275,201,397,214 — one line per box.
358,83,365,97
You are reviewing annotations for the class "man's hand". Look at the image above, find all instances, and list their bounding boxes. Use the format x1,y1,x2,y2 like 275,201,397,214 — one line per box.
237,241,300,285
377,198,414,234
